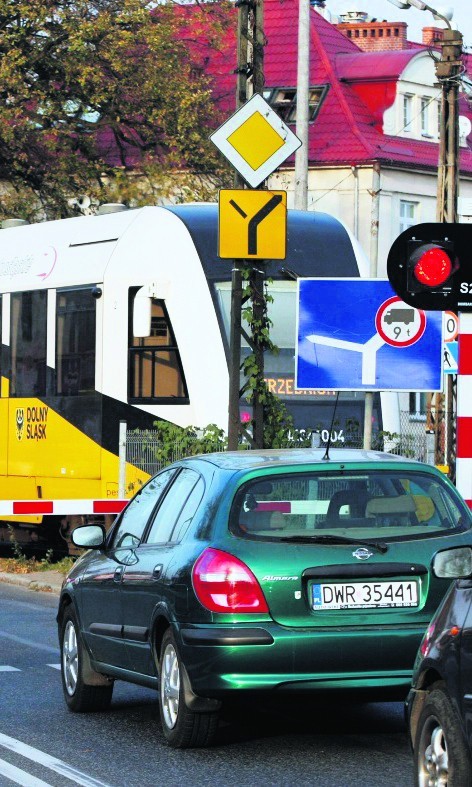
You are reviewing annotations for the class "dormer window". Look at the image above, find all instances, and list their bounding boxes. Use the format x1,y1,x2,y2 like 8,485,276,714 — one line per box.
263,86,329,124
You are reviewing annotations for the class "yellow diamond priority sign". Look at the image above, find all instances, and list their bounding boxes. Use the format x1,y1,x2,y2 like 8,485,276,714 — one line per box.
211,94,301,188
218,189,287,260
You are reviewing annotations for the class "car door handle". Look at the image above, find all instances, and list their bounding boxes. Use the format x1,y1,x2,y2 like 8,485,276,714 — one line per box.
114,566,125,583
152,564,163,581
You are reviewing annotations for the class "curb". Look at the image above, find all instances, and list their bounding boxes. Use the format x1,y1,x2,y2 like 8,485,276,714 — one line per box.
0,571,62,594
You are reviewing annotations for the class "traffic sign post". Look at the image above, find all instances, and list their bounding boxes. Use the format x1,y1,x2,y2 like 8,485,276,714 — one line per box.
444,311,458,342
218,189,287,259
296,280,443,392
443,341,458,374
212,48,301,449
210,94,301,188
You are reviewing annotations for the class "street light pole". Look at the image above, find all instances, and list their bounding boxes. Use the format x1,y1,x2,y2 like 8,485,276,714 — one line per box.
435,27,463,223
294,0,310,210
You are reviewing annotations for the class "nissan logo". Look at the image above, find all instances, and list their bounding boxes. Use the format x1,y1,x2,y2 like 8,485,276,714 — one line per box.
352,547,373,560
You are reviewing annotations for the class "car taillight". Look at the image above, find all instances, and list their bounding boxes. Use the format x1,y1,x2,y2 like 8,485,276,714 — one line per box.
192,548,269,614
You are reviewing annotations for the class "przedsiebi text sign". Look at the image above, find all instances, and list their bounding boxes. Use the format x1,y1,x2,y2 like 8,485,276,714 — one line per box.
218,190,287,260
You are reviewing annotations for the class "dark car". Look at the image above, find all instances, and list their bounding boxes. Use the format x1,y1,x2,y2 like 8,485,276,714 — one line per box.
57,449,472,748
407,545,472,786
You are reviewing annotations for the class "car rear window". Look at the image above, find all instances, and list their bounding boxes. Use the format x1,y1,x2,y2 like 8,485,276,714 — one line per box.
230,470,470,541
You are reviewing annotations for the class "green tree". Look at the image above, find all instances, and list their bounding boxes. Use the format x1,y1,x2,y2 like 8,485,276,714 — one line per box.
0,0,232,221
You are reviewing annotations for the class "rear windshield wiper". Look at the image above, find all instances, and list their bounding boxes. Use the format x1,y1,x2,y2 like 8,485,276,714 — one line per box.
278,534,388,554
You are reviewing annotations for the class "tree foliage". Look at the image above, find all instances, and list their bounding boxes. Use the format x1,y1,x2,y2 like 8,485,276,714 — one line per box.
0,0,232,220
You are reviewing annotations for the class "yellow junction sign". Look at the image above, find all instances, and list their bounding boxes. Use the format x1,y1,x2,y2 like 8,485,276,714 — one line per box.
218,190,287,260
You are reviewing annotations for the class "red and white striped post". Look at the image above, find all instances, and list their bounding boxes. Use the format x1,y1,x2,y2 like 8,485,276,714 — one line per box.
456,312,472,510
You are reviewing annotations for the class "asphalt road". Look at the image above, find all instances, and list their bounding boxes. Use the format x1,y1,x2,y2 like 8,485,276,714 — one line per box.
0,583,414,787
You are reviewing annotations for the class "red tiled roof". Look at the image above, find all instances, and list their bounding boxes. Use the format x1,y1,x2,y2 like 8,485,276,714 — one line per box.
203,0,472,174
336,49,425,81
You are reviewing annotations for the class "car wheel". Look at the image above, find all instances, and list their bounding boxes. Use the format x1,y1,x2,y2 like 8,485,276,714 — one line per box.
158,629,219,748
60,605,113,713
414,681,472,787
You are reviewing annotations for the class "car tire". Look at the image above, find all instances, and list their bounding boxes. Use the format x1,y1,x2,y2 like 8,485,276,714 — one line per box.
158,629,219,748
60,605,114,713
414,681,472,787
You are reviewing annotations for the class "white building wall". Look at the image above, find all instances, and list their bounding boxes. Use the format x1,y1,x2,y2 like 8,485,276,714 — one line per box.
271,165,472,278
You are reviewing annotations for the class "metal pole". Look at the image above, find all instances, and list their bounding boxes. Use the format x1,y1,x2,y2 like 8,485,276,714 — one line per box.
227,0,266,450
363,162,381,449
294,0,310,210
434,27,462,476
249,0,266,449
228,0,250,451
118,420,127,499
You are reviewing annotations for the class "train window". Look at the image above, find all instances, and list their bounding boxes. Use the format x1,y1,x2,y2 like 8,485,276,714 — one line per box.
56,289,96,395
10,291,47,397
128,296,188,403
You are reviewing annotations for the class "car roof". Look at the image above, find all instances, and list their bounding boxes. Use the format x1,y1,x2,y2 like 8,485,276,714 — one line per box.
181,448,422,472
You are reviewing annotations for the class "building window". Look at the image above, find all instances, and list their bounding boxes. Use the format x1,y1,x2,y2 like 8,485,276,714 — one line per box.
56,288,96,396
403,94,413,131
399,200,418,234
263,86,329,124
129,296,188,403
421,97,431,137
10,291,47,397
409,392,427,420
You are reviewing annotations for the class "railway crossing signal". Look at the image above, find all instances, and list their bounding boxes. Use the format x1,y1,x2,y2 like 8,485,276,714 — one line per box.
387,223,471,312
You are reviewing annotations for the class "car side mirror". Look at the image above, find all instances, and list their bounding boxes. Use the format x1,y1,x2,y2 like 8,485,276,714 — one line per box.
71,524,106,549
433,546,472,579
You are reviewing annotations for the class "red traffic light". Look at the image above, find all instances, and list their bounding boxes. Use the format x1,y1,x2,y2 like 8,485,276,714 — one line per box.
413,245,453,287
387,223,471,312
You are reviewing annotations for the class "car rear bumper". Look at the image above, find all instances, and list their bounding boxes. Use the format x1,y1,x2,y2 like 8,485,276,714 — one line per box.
177,622,426,697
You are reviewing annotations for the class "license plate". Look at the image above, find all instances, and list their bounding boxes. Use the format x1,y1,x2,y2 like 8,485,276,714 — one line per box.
312,580,418,610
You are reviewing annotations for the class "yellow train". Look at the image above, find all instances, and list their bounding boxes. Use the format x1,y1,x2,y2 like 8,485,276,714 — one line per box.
0,203,389,552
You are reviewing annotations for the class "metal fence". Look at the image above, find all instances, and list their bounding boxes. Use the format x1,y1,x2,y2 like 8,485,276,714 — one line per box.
126,412,452,476
125,430,165,476
125,429,226,476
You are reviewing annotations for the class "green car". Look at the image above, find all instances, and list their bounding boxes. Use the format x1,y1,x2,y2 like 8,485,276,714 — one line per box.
58,449,472,748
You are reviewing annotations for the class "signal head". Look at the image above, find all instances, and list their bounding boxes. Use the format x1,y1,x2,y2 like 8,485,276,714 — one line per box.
386,224,470,312
407,241,456,293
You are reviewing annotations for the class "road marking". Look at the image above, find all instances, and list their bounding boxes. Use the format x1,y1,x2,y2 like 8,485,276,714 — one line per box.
0,733,113,787
0,631,59,654
47,663,61,670
0,665,21,672
0,757,53,787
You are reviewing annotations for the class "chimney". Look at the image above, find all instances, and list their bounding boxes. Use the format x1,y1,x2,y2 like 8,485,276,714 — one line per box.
422,26,445,47
336,15,409,52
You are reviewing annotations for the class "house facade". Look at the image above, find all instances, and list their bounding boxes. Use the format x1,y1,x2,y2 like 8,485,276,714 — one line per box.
258,3,472,278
